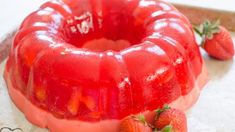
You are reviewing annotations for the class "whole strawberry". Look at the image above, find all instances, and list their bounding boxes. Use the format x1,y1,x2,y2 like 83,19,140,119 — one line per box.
154,105,187,132
120,115,152,132
194,20,234,60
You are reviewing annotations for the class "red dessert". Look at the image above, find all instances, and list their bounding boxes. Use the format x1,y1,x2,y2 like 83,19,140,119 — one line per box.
4,0,207,131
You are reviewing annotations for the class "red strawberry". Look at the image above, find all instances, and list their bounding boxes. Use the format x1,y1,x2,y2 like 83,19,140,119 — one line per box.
154,105,187,132
120,115,152,132
194,20,234,60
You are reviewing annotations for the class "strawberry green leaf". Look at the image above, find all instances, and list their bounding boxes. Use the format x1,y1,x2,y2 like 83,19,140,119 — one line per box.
137,115,146,124
193,25,203,36
131,114,148,126
155,104,171,119
161,125,173,132
163,104,170,110
193,20,221,46
153,128,158,132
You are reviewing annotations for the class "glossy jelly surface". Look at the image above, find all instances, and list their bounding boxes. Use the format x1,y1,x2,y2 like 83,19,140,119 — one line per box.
5,0,203,122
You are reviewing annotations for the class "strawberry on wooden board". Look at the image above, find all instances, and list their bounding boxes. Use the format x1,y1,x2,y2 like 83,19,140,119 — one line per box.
120,115,153,132
154,105,187,132
194,20,235,60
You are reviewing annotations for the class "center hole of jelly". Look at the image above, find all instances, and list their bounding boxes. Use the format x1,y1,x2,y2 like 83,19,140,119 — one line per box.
63,11,145,52
82,38,131,52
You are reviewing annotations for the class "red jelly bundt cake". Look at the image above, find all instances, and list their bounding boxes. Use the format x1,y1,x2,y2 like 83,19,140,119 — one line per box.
4,0,207,131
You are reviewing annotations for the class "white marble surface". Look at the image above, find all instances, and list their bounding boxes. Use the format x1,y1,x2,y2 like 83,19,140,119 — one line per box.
0,0,46,41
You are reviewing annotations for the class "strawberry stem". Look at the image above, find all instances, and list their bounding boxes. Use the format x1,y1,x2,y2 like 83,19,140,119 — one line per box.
155,104,171,119
193,20,221,47
201,35,206,48
131,114,150,127
137,115,146,124
161,125,173,132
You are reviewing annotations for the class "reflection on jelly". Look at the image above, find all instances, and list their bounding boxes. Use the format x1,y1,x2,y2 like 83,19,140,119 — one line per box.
67,12,94,34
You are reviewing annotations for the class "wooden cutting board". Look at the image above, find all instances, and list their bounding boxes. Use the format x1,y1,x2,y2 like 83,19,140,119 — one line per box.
165,0,235,31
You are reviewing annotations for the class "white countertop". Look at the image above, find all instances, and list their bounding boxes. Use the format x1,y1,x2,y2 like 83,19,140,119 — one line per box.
0,0,46,41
